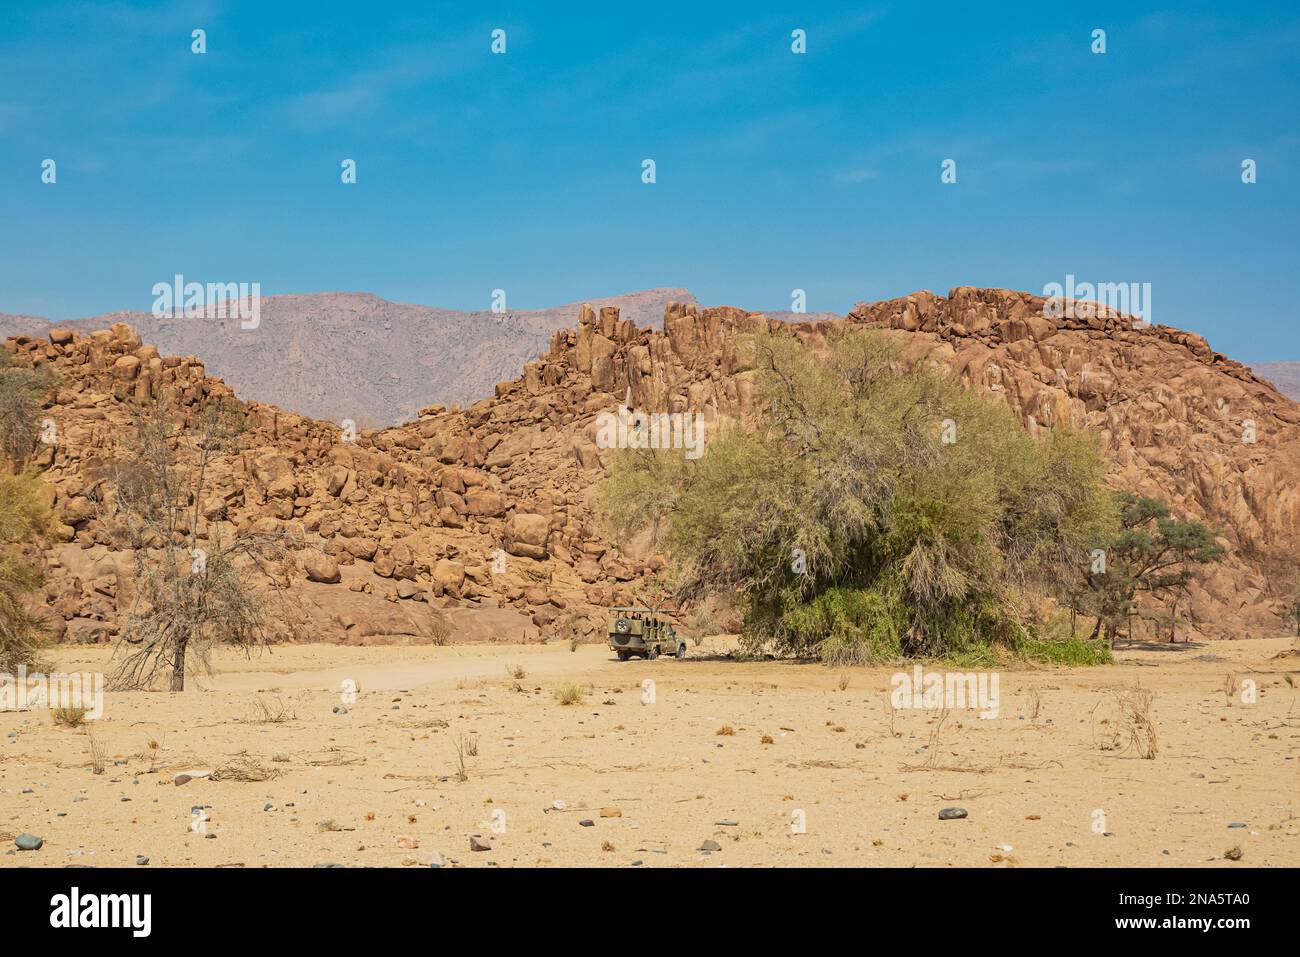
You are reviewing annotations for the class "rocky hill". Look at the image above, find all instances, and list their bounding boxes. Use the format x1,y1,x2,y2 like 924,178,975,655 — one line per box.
4,287,1296,649
0,289,696,427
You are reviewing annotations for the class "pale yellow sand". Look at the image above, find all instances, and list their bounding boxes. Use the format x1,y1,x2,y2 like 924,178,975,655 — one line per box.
2,636,1297,868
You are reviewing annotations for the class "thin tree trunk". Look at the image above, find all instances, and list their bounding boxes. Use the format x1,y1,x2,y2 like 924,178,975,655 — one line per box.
170,640,187,691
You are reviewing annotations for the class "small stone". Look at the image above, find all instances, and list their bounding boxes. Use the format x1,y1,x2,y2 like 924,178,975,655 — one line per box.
1224,846,1243,861
1227,822,1246,829
136,855,149,865
174,774,192,786
15,833,43,851
332,706,347,715
699,839,722,852
469,835,491,852
578,819,595,827
716,819,739,826
938,807,968,820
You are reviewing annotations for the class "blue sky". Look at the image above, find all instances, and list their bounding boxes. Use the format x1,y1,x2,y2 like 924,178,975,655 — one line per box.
1,1,1296,361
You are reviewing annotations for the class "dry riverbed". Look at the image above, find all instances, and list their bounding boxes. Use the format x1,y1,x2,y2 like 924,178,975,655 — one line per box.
2,636,1298,868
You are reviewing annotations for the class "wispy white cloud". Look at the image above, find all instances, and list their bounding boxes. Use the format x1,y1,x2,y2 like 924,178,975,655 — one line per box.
834,167,878,184
274,38,480,130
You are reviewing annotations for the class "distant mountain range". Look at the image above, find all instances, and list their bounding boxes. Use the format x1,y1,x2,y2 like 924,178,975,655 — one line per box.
1250,363,1300,401
6,294,1294,422
1,289,696,426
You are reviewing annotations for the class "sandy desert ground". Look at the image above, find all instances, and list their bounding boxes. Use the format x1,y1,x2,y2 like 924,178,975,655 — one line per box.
2,635,1298,868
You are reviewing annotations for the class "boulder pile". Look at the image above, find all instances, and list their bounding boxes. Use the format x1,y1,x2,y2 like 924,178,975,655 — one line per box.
5,286,1296,645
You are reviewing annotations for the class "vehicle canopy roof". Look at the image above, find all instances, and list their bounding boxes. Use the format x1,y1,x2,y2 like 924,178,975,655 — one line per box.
609,606,675,618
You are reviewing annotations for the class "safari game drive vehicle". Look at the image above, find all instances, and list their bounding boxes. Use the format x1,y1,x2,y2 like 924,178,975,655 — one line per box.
608,607,685,660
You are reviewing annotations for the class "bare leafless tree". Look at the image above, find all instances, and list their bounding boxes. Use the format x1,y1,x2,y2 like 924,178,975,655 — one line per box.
106,396,291,691
0,350,54,471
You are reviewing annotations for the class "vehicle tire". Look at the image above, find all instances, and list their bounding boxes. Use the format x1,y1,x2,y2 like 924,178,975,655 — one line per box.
617,650,630,661
676,643,687,660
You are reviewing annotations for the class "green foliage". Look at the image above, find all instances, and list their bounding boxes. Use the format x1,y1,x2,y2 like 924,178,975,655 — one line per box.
1074,492,1226,642
600,326,1119,662
1020,635,1114,666
0,472,58,671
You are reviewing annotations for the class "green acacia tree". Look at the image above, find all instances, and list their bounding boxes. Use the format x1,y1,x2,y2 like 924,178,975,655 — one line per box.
1080,493,1225,644
600,326,1118,663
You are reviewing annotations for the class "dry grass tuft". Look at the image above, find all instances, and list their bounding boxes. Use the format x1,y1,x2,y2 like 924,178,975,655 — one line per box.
244,696,296,724
211,754,280,782
53,706,88,728
1092,684,1159,759
453,732,473,782
86,729,107,774
553,683,587,706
